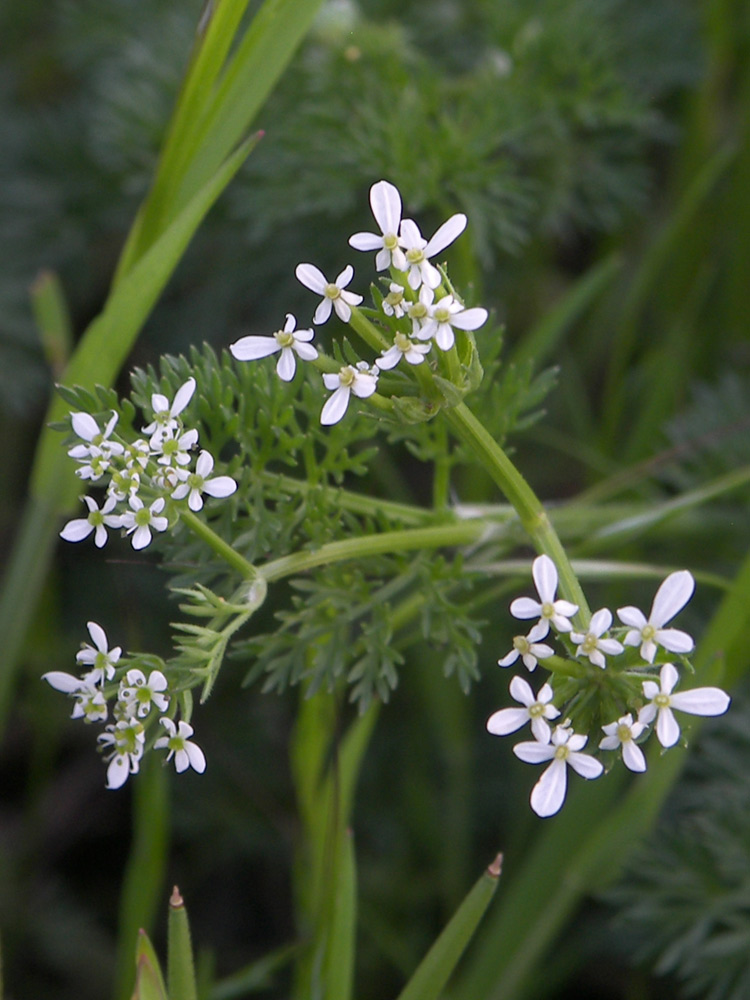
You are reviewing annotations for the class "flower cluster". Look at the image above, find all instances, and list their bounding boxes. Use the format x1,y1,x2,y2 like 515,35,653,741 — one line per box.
229,180,488,424
60,377,237,551
43,622,205,789
487,556,731,817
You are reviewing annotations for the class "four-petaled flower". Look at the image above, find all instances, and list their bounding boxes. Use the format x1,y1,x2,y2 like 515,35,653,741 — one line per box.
570,608,624,669
296,263,363,324
487,676,560,743
60,495,122,548
76,621,122,683
230,313,318,382
376,332,431,370
320,362,378,425
513,723,604,818
417,294,488,351
617,570,695,663
68,410,125,464
638,663,730,748
98,719,145,789
497,622,554,672
349,180,407,272
399,214,467,290
119,668,170,718
171,450,237,512
154,718,206,774
599,714,647,772
142,377,196,447
509,555,579,634
120,496,169,550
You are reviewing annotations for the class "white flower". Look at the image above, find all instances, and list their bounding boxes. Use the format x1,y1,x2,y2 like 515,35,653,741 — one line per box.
320,362,378,425
60,495,122,548
570,608,624,669
399,213,467,290
487,676,560,743
42,672,108,722
171,450,237,512
107,467,141,503
153,427,199,466
514,723,604,817
599,714,647,772
142,377,196,446
118,668,169,718
230,313,318,382
417,294,488,351
638,663,731,748
406,284,434,335
98,720,145,789
376,332,431,370
154,718,206,774
295,263,363,324
68,410,124,463
382,282,407,318
349,180,407,272
617,570,695,663
76,621,122,683
497,621,555,672
124,439,150,470
509,555,579,634
120,496,169,550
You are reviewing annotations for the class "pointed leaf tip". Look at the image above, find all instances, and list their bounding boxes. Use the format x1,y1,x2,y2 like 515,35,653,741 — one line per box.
170,885,184,908
487,853,504,878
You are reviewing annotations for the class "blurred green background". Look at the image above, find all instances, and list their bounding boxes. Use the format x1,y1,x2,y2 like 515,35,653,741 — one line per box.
1,0,750,998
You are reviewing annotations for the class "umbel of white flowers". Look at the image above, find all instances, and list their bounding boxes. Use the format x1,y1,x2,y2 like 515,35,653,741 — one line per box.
229,180,488,425
43,622,205,789
59,378,238,552
487,556,731,817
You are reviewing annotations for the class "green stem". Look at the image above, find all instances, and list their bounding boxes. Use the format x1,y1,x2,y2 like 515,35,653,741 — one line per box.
261,522,491,584
178,509,256,577
348,304,391,353
444,402,590,622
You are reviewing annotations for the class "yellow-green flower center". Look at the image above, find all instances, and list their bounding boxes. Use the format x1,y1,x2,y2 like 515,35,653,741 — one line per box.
339,366,356,387
408,302,428,320
383,232,399,250
325,282,342,300
529,702,545,719
541,601,555,619
276,329,295,348
434,307,451,323
513,636,531,654
406,247,425,265
394,332,412,352
581,634,598,655
655,693,671,708
554,744,570,761
616,723,632,742
641,624,656,641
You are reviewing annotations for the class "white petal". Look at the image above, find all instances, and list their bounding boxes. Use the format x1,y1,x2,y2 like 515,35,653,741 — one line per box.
335,264,354,289
650,570,694,627
424,213,467,257
656,707,680,748
589,608,613,635
294,341,318,362
509,597,542,620
188,490,204,512
87,621,108,652
351,375,378,400
376,347,402,371
597,638,624,656
434,324,455,351
321,386,351,425
532,555,558,603
106,755,131,790
450,307,488,331
313,298,333,325
530,717,552,743
530,760,567,817
669,687,731,717
638,703,657,726
171,378,196,416
622,741,647,772
370,180,401,235
60,518,94,542
527,621,551,642
617,606,647,629
599,735,620,751
230,336,281,361
509,675,535,706
332,298,352,323
513,740,555,765
276,348,296,382
71,412,99,441
203,476,237,499
349,232,383,251
375,247,391,271
487,707,531,736
295,263,327,293
195,450,214,477
184,741,206,773
399,218,424,250
497,649,520,667
654,627,694,655
131,525,152,550
43,671,84,693
568,752,603,780
660,662,679,695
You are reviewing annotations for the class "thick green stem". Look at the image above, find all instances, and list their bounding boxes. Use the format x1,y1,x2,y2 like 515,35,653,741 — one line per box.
445,402,590,622
178,508,256,577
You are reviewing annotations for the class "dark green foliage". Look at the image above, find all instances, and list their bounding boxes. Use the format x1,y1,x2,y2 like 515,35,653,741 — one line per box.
606,694,750,1000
